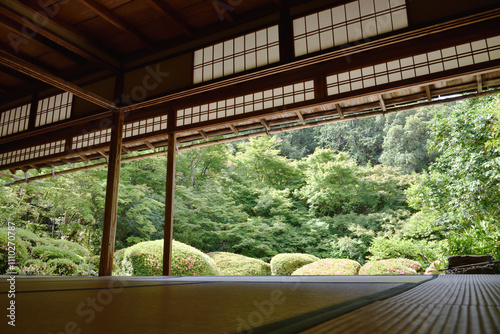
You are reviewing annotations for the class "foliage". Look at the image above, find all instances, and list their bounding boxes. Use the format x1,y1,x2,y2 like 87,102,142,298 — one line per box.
0,228,30,274
406,95,500,258
318,117,386,166
31,245,83,264
21,259,50,275
359,259,422,275
119,240,220,276
270,253,319,275
424,260,447,275
47,258,79,275
208,252,271,275
368,236,445,265
291,259,361,275
379,108,440,173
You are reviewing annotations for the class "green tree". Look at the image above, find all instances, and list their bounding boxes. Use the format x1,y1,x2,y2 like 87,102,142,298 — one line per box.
318,116,386,165
406,95,500,257
380,108,441,173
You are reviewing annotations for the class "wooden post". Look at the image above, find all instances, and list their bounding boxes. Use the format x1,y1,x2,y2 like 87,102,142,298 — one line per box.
163,132,176,276
98,109,124,276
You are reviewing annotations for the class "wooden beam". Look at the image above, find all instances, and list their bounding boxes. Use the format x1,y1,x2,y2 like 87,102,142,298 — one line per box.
198,130,209,140
77,153,90,162
0,49,116,110
0,13,86,65
163,133,176,276
122,146,131,154
210,0,234,23
379,95,387,112
336,104,344,119
477,74,483,93
98,110,124,276
260,119,270,131
0,0,120,71
229,124,239,135
142,0,192,36
144,140,155,149
77,0,154,49
425,85,433,102
295,111,306,124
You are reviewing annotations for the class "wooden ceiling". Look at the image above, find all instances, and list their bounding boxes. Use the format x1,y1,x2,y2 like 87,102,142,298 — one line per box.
1,0,500,176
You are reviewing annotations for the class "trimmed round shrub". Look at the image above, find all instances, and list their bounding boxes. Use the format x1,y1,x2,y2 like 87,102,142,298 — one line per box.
292,259,361,275
359,258,423,275
119,240,220,276
47,258,78,276
208,252,271,275
270,253,319,275
31,245,83,264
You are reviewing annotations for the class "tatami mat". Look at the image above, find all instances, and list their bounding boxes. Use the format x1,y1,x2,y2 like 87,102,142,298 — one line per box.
300,275,500,334
0,275,430,334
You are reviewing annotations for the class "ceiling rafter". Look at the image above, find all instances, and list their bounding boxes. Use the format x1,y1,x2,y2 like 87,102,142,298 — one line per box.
0,0,120,72
141,0,192,36
0,48,116,110
209,0,235,23
0,13,86,66
77,0,155,49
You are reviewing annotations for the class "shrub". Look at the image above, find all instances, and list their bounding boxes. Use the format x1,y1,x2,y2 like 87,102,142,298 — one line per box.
47,258,78,276
31,245,83,264
270,253,318,275
359,258,423,275
45,239,91,257
368,237,445,266
208,252,271,275
292,259,361,275
22,259,50,275
119,240,220,276
0,228,30,274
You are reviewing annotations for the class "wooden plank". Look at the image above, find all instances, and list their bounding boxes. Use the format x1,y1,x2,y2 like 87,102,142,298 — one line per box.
98,109,124,277
142,0,192,36
0,0,120,71
163,133,176,276
76,0,154,49
0,49,116,110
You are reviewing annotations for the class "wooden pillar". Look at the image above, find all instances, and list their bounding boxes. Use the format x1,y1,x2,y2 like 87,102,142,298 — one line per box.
163,132,176,276
279,6,294,63
98,109,124,276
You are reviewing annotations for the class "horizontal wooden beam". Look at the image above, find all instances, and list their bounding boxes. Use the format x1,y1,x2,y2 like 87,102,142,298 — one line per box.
0,49,116,110
120,9,500,114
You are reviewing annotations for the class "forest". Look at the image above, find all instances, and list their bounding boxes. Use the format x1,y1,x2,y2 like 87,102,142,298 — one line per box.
1,94,499,275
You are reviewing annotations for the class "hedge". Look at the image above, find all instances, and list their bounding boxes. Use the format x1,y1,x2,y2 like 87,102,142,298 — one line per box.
270,253,319,275
119,239,220,276
208,252,271,275
292,259,361,275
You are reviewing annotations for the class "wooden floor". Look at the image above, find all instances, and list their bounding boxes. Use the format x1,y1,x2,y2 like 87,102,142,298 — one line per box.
0,275,498,333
